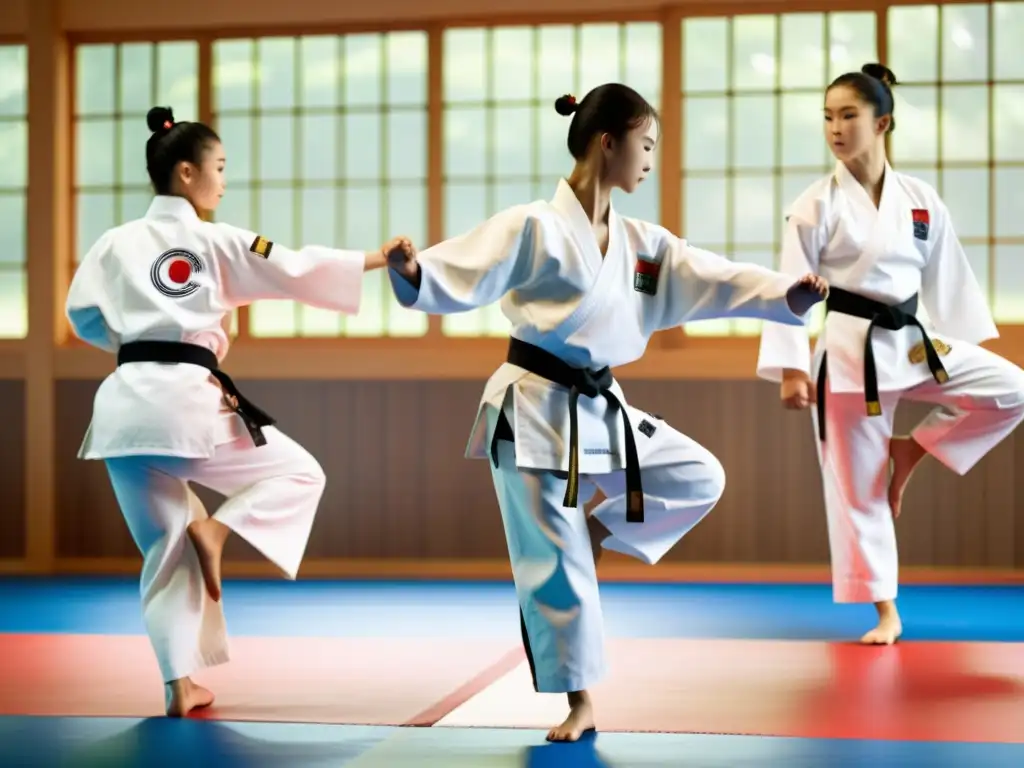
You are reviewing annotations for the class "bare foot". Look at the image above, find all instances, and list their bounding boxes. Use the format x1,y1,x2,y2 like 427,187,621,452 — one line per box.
888,436,927,518
547,690,596,742
187,518,230,602
860,601,902,645
165,677,215,717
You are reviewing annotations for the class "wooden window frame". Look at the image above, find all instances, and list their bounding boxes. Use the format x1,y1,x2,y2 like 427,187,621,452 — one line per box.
49,2,1024,381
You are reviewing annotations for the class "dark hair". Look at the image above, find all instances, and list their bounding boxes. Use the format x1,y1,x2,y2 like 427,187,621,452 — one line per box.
145,106,221,195
827,63,899,133
554,84,659,160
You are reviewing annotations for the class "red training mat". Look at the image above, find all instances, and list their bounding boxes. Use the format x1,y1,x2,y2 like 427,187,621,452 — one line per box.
436,637,1024,743
0,634,521,726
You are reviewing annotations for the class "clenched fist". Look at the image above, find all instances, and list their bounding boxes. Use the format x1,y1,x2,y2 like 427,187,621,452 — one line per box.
780,371,816,410
363,236,415,273
384,235,418,281
785,273,829,315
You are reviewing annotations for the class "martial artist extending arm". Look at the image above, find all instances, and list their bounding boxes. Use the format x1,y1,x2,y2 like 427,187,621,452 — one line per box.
755,208,824,410
919,199,998,346
649,223,828,329
384,206,534,313
212,223,414,314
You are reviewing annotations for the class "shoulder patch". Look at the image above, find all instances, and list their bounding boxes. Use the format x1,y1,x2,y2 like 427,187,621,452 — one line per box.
633,252,660,296
249,235,274,259
911,208,930,240
151,248,204,298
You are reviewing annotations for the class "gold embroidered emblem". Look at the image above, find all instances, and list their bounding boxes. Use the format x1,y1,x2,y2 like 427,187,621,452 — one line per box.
249,235,274,259
908,338,951,365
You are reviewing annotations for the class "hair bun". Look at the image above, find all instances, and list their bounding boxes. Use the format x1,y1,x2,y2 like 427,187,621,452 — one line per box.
146,106,175,133
554,94,578,117
861,63,897,87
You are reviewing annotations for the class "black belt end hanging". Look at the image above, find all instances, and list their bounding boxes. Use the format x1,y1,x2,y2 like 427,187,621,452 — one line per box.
561,388,583,509
241,415,270,447
817,288,954,440
561,469,579,508
117,340,276,449
503,338,646,523
863,328,883,418
626,491,644,524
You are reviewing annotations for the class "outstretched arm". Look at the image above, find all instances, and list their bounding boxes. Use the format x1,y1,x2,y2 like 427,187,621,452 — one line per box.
211,223,411,313
387,206,535,314
651,226,827,330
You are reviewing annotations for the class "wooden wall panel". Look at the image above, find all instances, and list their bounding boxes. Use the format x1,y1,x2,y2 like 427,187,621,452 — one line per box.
53,379,1022,566
0,382,26,558
0,0,27,37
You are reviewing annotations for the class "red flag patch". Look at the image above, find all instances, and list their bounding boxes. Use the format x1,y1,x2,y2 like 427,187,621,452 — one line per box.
911,209,929,240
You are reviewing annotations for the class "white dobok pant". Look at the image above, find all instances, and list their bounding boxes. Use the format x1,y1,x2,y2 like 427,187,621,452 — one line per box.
815,343,1024,605
104,426,326,683
490,405,726,694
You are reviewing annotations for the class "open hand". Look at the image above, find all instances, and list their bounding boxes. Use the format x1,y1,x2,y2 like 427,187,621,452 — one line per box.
786,273,829,315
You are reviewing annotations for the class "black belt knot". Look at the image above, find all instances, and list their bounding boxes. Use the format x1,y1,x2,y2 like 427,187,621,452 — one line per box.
573,367,610,399
875,305,911,331
816,287,949,440
116,340,276,447
491,337,644,523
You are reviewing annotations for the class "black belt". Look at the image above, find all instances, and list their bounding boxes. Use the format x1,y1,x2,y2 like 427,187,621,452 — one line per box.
116,340,276,447
490,337,644,523
816,287,949,440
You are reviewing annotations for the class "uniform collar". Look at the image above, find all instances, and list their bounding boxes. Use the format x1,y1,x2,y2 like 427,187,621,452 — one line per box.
833,159,897,216
550,178,617,265
550,177,617,226
145,195,203,223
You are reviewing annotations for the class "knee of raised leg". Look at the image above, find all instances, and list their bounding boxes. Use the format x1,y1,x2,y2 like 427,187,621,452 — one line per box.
699,456,727,503
300,455,327,488
1010,368,1024,405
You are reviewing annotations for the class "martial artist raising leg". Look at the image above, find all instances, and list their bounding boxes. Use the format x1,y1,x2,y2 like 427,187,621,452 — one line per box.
757,64,1024,645
385,84,829,742
66,106,413,716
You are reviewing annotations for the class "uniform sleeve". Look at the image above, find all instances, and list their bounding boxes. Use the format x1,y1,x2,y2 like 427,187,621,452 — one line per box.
920,199,998,345
65,234,118,352
210,223,367,313
387,205,534,314
653,226,806,329
755,205,824,383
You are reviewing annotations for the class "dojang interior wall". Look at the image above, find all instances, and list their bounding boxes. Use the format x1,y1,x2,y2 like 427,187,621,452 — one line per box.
4,0,1023,580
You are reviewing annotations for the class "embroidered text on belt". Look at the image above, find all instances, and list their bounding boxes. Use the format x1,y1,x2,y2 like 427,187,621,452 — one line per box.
490,337,644,523
117,340,277,447
816,287,949,441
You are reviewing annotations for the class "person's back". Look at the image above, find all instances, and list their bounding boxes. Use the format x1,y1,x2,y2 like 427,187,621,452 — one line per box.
73,208,232,350
71,196,257,458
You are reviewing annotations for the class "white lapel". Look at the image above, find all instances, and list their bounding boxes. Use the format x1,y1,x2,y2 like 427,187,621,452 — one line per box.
546,179,629,342
834,159,900,285
549,178,619,277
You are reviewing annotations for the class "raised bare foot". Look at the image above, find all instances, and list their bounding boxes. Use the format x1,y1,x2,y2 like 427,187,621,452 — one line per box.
165,677,215,717
187,518,229,601
547,690,596,742
888,436,927,519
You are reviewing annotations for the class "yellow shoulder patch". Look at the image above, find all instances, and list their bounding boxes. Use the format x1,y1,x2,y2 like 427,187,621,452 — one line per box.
249,235,274,259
